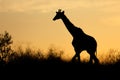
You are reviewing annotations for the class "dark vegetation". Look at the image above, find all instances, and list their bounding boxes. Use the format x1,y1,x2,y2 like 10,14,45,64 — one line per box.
0,31,120,79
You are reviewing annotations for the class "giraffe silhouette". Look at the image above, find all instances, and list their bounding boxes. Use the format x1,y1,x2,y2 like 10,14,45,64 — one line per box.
53,9,99,64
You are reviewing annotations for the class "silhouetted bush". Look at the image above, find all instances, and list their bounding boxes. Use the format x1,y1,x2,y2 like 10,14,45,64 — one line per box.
6,47,65,66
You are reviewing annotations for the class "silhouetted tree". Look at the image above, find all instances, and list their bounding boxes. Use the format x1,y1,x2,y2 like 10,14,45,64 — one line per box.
0,31,13,60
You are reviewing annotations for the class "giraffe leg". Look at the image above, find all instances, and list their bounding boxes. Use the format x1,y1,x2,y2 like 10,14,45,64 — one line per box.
76,52,80,62
87,50,99,64
71,54,77,62
89,55,93,64
89,53,99,64
71,49,81,63
92,54,99,64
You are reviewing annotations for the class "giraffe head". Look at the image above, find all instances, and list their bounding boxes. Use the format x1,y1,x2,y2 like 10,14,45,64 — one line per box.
53,9,64,21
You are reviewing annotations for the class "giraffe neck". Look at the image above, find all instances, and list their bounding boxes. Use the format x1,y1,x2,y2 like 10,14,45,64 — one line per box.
61,14,78,37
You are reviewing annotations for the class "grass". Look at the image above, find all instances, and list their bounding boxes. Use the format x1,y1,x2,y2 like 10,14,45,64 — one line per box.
0,47,120,65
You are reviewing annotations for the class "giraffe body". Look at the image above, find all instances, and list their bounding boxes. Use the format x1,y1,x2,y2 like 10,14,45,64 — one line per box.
53,9,99,64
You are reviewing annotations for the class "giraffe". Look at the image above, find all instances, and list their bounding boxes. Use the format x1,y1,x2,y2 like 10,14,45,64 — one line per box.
53,9,99,64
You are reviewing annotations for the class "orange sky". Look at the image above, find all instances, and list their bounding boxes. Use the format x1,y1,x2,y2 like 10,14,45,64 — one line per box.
0,0,120,58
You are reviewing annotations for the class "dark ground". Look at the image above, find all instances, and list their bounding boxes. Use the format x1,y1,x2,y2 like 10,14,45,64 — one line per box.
0,61,120,80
